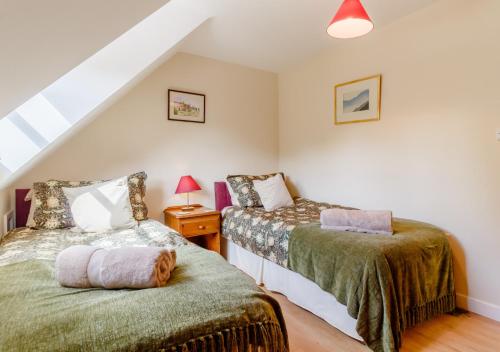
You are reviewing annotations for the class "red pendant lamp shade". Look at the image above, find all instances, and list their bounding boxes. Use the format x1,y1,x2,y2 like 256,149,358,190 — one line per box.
327,0,373,39
175,175,201,194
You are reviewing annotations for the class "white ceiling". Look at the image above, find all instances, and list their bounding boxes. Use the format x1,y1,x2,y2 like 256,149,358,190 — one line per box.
0,0,170,118
180,0,437,72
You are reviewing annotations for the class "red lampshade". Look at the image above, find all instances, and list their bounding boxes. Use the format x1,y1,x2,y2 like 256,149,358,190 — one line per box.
175,175,201,194
327,0,373,39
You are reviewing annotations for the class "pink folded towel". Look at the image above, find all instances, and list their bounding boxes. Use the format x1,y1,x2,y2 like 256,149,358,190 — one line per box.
320,208,393,236
55,245,176,289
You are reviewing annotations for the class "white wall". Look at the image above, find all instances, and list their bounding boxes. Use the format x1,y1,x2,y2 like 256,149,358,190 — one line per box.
13,53,279,220
279,0,500,319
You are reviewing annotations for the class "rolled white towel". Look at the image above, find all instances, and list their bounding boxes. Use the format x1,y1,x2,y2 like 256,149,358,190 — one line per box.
320,208,393,236
55,245,176,289
55,245,101,288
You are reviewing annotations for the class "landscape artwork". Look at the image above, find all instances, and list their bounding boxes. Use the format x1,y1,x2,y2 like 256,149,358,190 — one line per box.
335,75,381,124
168,89,205,123
343,89,369,113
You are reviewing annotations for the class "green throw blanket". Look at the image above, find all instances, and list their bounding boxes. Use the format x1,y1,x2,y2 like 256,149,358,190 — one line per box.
288,219,455,352
0,245,288,352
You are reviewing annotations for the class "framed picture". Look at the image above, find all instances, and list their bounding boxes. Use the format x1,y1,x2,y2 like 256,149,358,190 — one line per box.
168,89,205,123
334,75,381,125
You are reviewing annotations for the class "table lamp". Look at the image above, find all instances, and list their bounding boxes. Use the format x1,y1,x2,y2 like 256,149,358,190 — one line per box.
175,175,201,211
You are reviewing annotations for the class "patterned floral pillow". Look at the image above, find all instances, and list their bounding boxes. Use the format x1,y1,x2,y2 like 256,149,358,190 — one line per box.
32,172,149,230
226,173,284,207
127,171,148,221
33,180,98,229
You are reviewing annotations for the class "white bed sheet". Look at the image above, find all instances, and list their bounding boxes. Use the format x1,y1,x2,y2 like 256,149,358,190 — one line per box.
222,237,363,341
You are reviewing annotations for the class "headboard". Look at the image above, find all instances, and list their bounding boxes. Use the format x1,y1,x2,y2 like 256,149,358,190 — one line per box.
15,189,31,228
214,182,232,211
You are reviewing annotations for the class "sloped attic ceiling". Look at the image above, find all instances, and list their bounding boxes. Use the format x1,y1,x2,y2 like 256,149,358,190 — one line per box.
0,0,439,188
180,0,438,72
0,0,170,118
0,0,211,188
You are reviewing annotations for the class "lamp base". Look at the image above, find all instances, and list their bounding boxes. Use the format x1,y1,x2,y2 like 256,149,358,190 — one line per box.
181,206,196,212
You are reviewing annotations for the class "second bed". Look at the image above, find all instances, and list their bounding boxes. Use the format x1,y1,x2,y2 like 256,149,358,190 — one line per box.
215,182,455,352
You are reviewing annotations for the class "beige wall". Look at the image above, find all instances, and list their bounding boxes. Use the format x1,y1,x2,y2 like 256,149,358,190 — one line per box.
279,0,500,317
13,53,279,220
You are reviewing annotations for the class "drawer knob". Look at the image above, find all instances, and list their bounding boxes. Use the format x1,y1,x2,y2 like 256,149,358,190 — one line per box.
198,225,206,230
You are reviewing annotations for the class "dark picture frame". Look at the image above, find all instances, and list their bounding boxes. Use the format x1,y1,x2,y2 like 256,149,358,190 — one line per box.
168,89,206,124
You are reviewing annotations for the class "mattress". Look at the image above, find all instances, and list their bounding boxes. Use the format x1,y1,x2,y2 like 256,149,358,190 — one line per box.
0,220,185,266
223,237,362,340
222,197,338,267
221,201,362,341
0,220,288,352
221,199,455,352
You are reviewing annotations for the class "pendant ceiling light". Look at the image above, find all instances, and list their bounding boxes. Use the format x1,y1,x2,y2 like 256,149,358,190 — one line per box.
327,0,373,39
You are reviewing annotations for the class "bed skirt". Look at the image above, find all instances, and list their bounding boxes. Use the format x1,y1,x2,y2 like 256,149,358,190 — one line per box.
222,238,362,341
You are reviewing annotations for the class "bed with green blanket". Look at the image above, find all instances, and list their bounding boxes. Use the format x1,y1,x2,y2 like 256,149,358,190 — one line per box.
222,198,456,352
0,220,288,352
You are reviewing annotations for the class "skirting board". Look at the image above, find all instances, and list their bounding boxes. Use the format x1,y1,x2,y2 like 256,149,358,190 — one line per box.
457,293,500,322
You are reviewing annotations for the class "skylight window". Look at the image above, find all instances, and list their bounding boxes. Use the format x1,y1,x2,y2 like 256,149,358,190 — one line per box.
0,0,209,183
16,94,71,143
0,117,41,172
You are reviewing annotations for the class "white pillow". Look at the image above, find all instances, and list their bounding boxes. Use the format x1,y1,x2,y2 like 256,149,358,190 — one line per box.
26,194,37,228
24,189,33,201
225,180,241,207
62,176,136,232
253,174,294,211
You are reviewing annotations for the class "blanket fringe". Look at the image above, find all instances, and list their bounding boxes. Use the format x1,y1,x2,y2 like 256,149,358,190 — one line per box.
404,294,456,330
167,321,287,352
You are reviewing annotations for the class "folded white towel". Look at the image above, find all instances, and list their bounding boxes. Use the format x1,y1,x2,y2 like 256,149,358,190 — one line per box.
320,208,393,236
55,245,176,289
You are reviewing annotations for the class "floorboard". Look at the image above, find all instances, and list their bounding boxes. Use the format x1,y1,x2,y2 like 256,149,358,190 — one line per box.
268,291,500,352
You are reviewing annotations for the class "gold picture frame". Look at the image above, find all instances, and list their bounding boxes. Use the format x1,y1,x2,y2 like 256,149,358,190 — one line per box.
334,74,382,125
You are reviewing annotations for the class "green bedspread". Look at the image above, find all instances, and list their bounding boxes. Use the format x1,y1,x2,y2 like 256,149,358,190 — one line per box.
288,219,455,352
0,222,288,352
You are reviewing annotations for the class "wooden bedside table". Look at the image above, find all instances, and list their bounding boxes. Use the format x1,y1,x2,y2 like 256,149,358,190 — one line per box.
164,205,221,253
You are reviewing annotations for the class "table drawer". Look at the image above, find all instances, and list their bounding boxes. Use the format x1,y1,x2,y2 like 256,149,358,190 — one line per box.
181,219,219,237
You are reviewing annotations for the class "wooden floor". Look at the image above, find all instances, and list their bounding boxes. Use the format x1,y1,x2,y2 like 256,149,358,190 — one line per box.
268,291,500,352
